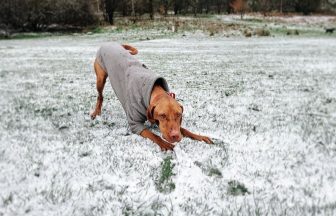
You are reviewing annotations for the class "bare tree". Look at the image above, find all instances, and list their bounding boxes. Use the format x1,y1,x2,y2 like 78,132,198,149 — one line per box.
149,0,154,19
161,0,169,16
1,0,335,33
295,0,322,15
230,0,248,19
189,0,200,16
104,0,118,25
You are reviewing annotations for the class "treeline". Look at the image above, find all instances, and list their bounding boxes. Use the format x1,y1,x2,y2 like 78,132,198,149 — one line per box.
0,0,98,31
0,0,334,32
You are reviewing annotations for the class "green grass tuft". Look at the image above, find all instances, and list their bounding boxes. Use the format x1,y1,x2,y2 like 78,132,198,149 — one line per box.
92,27,104,34
2,193,13,206
227,180,250,196
156,156,175,193
1,32,54,40
208,167,222,177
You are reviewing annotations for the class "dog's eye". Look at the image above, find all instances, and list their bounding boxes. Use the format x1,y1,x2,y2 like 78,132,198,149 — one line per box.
176,113,182,118
159,114,166,120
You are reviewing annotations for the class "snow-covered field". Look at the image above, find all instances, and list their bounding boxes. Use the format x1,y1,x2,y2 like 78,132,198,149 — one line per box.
1,34,336,215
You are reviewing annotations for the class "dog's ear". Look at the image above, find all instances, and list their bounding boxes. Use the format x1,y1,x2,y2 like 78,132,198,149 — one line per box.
146,105,156,124
179,105,183,124
180,105,184,113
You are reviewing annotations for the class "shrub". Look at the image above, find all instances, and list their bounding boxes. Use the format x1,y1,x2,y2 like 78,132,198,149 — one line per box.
254,28,270,36
287,29,300,35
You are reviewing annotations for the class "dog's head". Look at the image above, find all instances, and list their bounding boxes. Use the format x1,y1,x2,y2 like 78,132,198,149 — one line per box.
147,96,183,143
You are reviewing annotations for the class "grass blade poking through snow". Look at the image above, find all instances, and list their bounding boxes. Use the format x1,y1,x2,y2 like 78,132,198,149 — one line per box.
227,180,250,196
155,156,175,193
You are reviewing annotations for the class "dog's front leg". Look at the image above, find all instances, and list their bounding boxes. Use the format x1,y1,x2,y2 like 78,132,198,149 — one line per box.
180,128,213,144
140,129,175,151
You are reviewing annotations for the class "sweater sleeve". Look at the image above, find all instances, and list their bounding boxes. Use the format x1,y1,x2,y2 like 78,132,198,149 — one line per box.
128,120,146,135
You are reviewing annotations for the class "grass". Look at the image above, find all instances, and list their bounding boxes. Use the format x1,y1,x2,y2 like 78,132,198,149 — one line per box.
208,167,222,177
194,161,223,177
1,24,336,215
244,18,264,23
270,25,326,36
227,180,250,196
0,32,56,40
155,156,175,193
2,193,13,206
45,178,73,204
91,27,104,34
3,14,334,41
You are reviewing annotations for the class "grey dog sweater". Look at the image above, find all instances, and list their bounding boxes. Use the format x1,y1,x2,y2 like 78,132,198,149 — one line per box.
96,42,169,134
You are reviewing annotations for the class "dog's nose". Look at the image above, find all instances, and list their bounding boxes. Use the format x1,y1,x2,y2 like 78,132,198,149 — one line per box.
169,130,181,142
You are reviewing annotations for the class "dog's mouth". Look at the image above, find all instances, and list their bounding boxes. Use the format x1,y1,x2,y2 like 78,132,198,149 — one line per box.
162,135,171,143
163,135,182,143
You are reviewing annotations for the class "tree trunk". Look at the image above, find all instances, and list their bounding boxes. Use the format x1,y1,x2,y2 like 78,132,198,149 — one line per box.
164,0,168,16
217,2,221,14
174,1,178,15
104,0,115,25
131,0,135,23
227,0,232,14
149,0,153,19
108,9,114,24
206,1,209,14
121,1,127,16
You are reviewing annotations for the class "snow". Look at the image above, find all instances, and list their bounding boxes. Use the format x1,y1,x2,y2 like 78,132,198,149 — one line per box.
0,33,336,215
218,14,336,26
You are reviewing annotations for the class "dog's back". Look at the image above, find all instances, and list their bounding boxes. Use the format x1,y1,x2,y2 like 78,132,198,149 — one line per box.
96,43,142,108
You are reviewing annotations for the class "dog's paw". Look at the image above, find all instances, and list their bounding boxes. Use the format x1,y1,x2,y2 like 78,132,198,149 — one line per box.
201,136,213,144
158,141,175,151
90,111,100,120
194,135,213,144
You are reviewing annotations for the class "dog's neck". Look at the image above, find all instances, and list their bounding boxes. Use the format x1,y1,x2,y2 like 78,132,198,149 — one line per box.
150,84,168,105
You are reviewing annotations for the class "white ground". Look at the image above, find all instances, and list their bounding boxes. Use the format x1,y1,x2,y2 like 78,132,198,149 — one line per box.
1,33,336,215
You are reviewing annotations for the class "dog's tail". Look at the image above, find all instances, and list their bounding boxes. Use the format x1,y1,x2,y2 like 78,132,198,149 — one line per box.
122,44,138,55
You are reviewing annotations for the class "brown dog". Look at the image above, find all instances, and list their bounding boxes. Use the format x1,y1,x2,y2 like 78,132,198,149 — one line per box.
91,43,212,151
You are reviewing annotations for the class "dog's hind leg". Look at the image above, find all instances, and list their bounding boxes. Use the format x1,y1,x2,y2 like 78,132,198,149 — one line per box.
91,60,108,120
